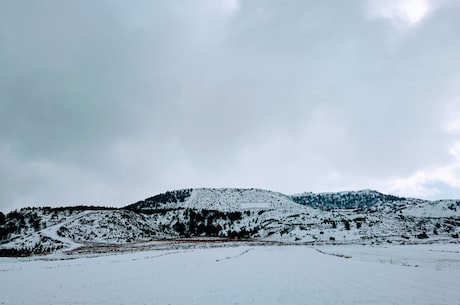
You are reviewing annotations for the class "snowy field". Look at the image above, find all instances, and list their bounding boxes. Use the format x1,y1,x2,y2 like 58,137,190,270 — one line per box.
1,244,459,305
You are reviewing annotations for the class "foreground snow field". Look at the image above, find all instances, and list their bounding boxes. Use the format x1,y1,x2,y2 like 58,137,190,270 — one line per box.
1,244,459,305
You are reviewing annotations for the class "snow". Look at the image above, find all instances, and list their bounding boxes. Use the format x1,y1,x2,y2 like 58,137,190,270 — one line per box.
40,210,92,251
1,189,458,255
317,243,460,270
239,201,271,209
1,244,459,305
403,200,460,217
183,188,310,212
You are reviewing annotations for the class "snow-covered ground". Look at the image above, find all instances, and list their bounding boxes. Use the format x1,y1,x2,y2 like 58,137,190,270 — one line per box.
183,188,310,212
1,244,459,305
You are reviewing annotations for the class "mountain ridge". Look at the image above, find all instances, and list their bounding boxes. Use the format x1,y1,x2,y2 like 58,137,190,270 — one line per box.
1,188,459,257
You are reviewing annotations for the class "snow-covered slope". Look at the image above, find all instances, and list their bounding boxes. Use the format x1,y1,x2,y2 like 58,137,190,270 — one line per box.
184,188,309,211
127,188,311,212
292,190,460,217
1,188,459,256
402,199,460,217
291,189,406,210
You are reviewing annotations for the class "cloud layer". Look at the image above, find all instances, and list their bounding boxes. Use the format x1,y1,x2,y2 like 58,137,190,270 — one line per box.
1,0,460,210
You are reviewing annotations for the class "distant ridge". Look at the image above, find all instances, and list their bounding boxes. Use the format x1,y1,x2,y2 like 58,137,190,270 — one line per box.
291,189,405,210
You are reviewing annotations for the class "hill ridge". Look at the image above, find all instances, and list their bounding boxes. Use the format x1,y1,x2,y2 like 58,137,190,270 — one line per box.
1,188,459,257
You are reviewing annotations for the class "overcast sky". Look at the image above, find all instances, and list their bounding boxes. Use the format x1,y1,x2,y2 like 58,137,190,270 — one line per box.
1,0,460,211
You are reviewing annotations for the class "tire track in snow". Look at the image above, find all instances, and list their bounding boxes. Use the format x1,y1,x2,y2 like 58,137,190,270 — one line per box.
314,247,458,304
215,248,253,262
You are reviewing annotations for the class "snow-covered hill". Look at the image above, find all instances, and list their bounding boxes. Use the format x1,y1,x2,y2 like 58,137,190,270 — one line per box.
0,188,459,256
128,188,311,212
291,190,406,210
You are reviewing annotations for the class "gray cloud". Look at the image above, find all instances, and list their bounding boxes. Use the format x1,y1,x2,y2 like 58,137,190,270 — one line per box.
1,0,460,211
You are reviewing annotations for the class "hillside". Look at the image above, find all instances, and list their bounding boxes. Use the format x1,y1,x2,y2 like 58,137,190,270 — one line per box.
291,190,406,209
127,188,310,212
0,188,459,256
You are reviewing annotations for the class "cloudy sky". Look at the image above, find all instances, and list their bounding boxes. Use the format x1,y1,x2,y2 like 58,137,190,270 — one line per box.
1,0,460,211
